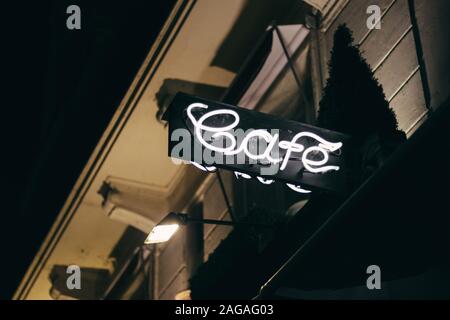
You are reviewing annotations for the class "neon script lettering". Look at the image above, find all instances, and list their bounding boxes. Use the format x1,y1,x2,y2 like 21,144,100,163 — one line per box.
187,103,343,193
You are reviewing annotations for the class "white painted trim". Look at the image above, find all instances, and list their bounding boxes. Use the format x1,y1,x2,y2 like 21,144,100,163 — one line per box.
13,0,195,300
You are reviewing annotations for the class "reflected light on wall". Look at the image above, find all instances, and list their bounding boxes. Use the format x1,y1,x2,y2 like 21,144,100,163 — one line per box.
175,289,192,300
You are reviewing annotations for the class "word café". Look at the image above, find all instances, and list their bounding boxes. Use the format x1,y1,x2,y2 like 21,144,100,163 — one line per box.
164,93,350,194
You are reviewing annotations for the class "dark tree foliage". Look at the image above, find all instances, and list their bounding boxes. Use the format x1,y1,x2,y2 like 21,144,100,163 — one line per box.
317,24,399,141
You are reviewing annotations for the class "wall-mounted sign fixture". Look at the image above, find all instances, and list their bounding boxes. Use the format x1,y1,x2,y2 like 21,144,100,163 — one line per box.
163,93,351,194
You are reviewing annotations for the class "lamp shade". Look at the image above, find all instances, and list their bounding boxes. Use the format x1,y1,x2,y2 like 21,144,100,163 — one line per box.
144,212,185,244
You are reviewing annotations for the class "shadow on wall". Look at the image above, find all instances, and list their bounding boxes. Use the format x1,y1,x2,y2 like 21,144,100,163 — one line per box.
155,79,226,123
210,0,311,72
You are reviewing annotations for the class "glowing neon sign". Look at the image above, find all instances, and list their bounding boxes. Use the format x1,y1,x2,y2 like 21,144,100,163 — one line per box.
163,93,351,194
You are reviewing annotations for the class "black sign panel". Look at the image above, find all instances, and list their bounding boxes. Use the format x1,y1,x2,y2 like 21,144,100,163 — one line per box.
163,93,351,194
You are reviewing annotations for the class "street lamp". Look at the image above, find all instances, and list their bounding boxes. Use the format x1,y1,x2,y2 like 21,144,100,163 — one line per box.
144,212,274,244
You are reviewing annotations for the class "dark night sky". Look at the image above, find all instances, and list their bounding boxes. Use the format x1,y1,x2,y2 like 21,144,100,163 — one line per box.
2,0,175,299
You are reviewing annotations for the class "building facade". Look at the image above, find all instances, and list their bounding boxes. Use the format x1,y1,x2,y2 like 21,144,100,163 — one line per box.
14,0,450,299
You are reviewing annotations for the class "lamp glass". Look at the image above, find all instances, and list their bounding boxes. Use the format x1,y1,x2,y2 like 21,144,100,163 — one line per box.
145,224,179,244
